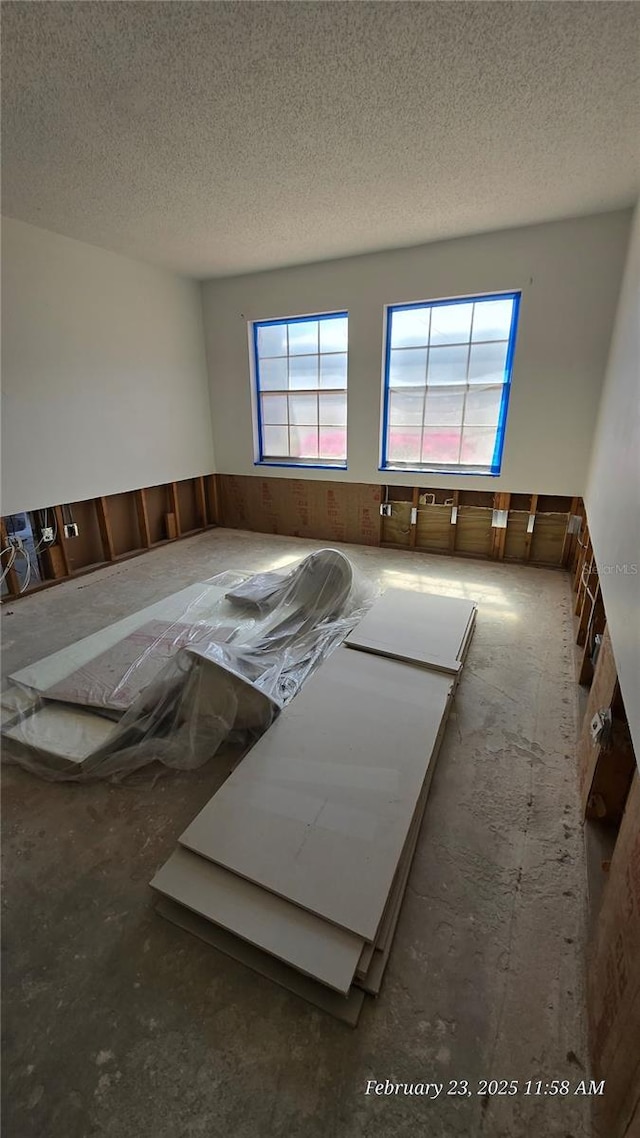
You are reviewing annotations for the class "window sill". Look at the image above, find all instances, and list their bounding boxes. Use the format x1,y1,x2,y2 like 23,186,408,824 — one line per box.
255,460,348,471
380,465,500,477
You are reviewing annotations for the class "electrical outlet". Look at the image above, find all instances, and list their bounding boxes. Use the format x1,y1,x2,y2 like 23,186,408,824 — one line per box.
380,503,392,517
41,526,54,543
64,523,79,539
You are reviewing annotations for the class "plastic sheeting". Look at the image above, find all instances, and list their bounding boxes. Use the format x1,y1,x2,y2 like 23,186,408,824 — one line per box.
1,549,374,781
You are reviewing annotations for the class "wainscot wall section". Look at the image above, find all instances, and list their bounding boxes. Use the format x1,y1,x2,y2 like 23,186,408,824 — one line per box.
1,476,219,601
216,474,582,568
2,474,583,602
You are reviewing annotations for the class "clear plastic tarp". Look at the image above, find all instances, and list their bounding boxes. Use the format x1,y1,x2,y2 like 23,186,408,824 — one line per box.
1,549,374,781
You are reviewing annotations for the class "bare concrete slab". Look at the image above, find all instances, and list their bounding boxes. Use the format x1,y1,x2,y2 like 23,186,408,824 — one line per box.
1,529,591,1138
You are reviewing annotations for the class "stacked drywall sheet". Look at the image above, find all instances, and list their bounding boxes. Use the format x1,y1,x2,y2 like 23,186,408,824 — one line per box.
3,550,368,777
151,589,477,1024
344,587,476,674
9,582,228,709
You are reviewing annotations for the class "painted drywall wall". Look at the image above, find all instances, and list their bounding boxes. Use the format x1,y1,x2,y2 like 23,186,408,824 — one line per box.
1,218,215,515
585,202,640,764
202,211,631,495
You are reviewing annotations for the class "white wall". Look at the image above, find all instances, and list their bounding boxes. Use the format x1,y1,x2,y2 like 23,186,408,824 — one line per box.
1,218,215,515
202,211,631,495
585,203,640,763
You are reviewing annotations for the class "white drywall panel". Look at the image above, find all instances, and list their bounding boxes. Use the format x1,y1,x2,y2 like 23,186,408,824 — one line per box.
3,704,116,765
1,218,215,515
180,647,454,940
585,202,640,764
202,211,631,495
346,588,476,672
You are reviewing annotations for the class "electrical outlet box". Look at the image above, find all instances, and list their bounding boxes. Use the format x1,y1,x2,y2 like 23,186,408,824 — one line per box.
41,526,55,544
64,523,79,539
380,504,392,518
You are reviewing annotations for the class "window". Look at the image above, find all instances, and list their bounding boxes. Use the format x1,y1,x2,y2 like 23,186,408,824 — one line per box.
381,292,520,475
253,312,348,466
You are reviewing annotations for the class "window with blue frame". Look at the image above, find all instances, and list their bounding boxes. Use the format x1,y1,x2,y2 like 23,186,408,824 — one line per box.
381,292,520,475
253,312,348,466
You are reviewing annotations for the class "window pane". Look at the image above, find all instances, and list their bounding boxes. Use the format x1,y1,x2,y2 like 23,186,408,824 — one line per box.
464,385,503,427
319,353,347,389
262,426,288,456
389,391,423,426
424,386,465,426
319,317,348,353
319,393,347,427
290,425,318,458
387,426,422,464
391,307,430,348
389,348,428,387
261,394,288,425
421,428,462,465
257,324,287,358
468,341,508,384
427,345,468,385
472,298,514,342
319,427,346,460
289,354,319,389
429,302,473,346
259,357,288,391
288,321,318,355
460,427,497,466
289,393,318,425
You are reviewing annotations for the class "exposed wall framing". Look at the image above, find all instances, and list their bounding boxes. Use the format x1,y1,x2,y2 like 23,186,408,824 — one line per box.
570,515,608,687
1,474,218,603
217,475,382,547
574,587,638,1138
214,476,582,569
2,473,585,601
376,486,579,567
587,771,640,1138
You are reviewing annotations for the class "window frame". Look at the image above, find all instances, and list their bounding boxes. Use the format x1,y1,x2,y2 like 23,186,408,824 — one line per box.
252,310,349,470
380,291,521,477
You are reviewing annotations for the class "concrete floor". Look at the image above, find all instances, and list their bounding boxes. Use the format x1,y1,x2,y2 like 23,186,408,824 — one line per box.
2,528,590,1138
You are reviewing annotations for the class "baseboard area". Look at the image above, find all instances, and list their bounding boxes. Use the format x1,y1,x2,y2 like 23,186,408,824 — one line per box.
1,473,583,602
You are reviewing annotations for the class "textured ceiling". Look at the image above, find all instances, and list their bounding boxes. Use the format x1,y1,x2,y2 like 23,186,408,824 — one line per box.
2,1,639,278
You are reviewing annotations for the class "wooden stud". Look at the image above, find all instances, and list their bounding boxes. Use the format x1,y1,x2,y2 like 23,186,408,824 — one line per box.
195,476,207,530
523,494,538,561
577,562,598,646
209,474,221,526
168,483,182,537
448,491,459,554
560,496,580,569
95,497,116,561
409,487,420,549
135,489,151,549
575,541,593,616
570,503,586,574
573,521,590,595
52,506,71,576
491,492,510,560
579,583,606,686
